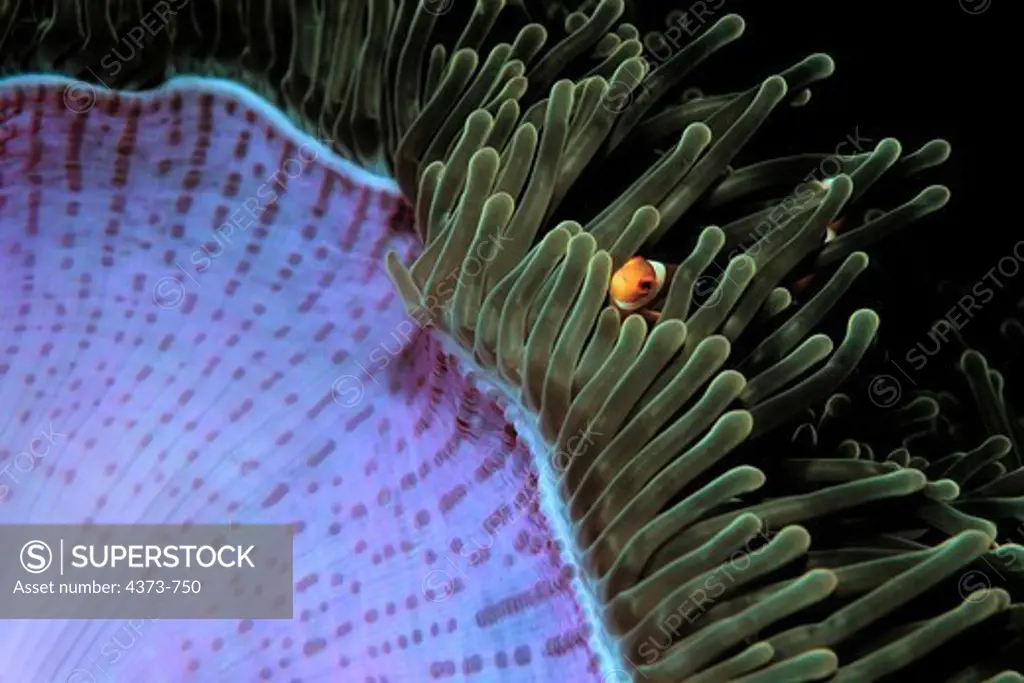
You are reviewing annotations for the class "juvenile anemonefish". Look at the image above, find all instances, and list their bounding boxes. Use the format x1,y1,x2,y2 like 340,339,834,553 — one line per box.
792,217,846,294
608,256,672,323
824,218,843,244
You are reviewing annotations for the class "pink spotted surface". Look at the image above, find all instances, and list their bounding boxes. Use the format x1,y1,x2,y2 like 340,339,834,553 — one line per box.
0,76,600,683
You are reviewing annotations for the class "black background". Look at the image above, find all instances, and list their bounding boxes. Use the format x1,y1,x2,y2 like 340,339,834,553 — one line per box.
592,0,1014,413
653,0,1010,386
704,0,1010,336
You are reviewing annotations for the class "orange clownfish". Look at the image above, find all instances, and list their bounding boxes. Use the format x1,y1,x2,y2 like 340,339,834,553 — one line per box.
609,256,671,323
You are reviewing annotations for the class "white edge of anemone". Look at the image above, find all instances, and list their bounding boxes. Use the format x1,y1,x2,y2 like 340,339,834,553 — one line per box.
434,332,630,683
0,73,400,195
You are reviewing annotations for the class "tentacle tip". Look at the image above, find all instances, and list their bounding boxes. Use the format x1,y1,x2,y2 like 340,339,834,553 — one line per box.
724,409,755,434
762,74,788,97
806,567,840,592
928,137,953,159
684,122,716,150
812,331,835,349
685,120,713,139
790,88,813,107
701,224,724,240
468,108,495,126
849,308,880,331
718,13,746,35
487,190,515,206
921,184,952,208
842,251,869,271
990,434,1013,449
828,173,854,193
877,136,902,154
553,77,575,93
817,53,837,75
904,467,929,486
743,465,767,486
936,478,962,498
780,524,813,546
960,528,996,547
384,249,404,271
959,347,986,370
719,367,745,385
634,204,660,220
807,648,840,670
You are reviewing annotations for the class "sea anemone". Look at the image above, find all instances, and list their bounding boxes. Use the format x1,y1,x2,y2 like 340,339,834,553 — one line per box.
1,0,1021,681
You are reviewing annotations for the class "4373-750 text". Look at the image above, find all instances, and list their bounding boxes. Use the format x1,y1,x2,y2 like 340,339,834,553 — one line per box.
125,579,201,594
11,579,201,594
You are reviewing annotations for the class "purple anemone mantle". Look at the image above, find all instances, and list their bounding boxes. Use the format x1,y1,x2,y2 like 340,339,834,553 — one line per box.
0,75,602,682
